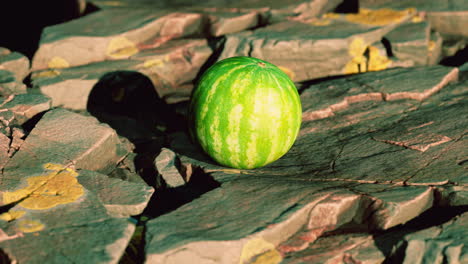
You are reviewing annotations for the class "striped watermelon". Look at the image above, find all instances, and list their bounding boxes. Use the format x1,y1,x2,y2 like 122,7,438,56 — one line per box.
189,56,302,169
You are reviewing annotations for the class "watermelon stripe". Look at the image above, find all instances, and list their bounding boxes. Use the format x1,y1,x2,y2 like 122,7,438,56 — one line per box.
190,56,302,169
222,66,257,167
243,68,263,168
198,65,249,160
269,71,296,157
199,64,246,122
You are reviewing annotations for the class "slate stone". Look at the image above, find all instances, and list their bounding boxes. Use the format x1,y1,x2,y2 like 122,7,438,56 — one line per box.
360,0,468,39
154,148,186,188
145,66,466,262
204,9,262,37
0,108,130,178
0,165,150,263
77,170,154,218
88,0,342,22
220,9,415,82
0,52,30,82
32,9,205,71
0,93,51,127
280,233,385,264
31,39,211,108
384,21,441,66
0,108,153,263
0,70,26,96
399,211,468,264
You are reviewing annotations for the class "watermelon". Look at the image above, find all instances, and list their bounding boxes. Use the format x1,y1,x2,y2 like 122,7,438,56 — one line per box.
189,56,302,169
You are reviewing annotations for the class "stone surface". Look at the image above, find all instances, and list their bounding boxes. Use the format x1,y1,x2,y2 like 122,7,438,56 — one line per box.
0,108,153,263
0,93,51,127
31,9,205,71
31,38,212,108
154,148,186,188
0,108,130,178
0,166,151,263
220,8,416,82
145,65,467,263
384,21,441,66
0,52,30,82
0,70,26,96
1,1,467,263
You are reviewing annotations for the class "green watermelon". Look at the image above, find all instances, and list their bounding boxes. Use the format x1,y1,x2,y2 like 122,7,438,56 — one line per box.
189,56,302,169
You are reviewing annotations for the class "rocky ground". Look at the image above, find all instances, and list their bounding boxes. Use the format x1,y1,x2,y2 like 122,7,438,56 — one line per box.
0,0,467,263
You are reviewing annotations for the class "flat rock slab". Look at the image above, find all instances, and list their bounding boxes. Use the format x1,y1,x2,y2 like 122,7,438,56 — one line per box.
145,65,467,263
1,108,130,179
31,38,212,108
32,9,205,71
0,108,154,263
0,165,153,263
220,9,415,82
384,21,442,66
0,51,29,82
0,70,26,96
0,93,51,127
88,0,343,22
360,0,468,39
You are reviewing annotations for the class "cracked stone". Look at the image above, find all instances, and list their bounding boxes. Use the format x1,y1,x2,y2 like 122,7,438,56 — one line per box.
31,9,205,71
155,148,186,188
0,70,26,96
0,93,51,127
219,10,414,82
145,65,466,262
0,108,130,179
0,51,30,83
31,38,212,108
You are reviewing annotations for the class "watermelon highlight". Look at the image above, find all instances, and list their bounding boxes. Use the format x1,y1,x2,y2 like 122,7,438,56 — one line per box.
189,56,302,169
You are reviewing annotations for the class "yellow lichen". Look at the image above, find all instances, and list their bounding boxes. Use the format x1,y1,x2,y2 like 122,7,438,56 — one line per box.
17,219,45,233
239,238,278,264
251,249,282,264
2,163,84,210
411,14,424,23
368,46,392,71
428,40,436,51
143,58,165,68
344,37,391,74
346,8,415,26
48,56,70,69
106,36,139,59
32,70,61,78
0,210,25,221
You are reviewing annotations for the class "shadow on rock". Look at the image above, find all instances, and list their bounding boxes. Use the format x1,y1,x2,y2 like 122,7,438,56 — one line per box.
86,70,221,217
373,205,468,263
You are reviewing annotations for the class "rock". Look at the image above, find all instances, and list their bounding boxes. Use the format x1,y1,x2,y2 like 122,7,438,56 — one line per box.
204,9,262,37
31,9,205,71
360,0,468,59
0,93,51,127
88,0,343,22
220,8,416,82
145,65,466,262
31,39,212,109
78,170,154,218
384,21,442,66
0,52,30,82
0,70,26,96
155,148,186,188
0,108,130,176
0,108,153,262
0,165,151,263
399,211,468,264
